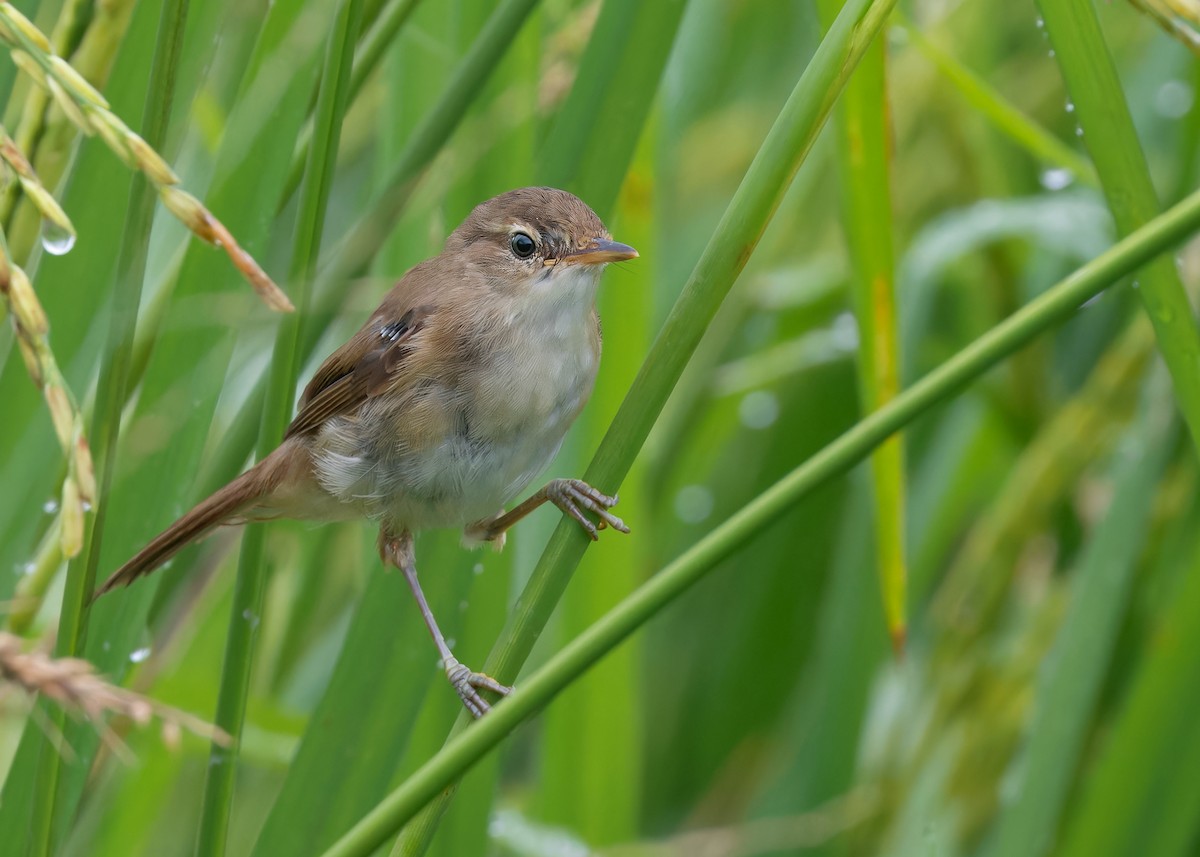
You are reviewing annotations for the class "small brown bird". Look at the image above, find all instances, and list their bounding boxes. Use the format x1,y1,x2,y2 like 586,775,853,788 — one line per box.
95,187,637,716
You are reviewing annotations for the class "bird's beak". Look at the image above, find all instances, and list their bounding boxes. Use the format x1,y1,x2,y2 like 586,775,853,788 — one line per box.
557,238,639,266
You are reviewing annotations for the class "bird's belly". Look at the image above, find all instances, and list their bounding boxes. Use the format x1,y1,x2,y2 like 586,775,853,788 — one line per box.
312,335,596,531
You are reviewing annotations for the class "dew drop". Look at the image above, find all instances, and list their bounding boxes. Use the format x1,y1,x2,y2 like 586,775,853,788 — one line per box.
41,222,76,256
1048,48,1055,57
129,647,151,663
831,312,861,351
1155,79,1194,118
1039,167,1074,191
1035,15,1044,28
1075,125,1085,138
81,500,92,512
446,637,456,649
674,485,714,524
739,391,780,430
18,561,35,576
1065,100,1075,113
42,498,58,514
241,608,260,629
472,563,485,576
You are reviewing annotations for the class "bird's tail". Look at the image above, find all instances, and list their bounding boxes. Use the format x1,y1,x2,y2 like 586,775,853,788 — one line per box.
93,451,286,599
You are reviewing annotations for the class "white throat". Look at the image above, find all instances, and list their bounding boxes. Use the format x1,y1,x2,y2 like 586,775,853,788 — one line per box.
520,262,603,330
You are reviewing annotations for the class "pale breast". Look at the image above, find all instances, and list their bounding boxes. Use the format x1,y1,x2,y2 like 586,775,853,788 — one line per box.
311,296,600,531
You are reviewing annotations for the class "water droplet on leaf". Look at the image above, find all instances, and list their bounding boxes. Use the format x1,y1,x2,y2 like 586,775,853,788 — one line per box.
1039,168,1074,191
41,222,76,256
674,485,714,524
739,391,780,429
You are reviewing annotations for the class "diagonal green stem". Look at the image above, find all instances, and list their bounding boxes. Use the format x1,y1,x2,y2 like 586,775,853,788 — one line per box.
25,3,190,854
321,178,1200,857
194,1,364,854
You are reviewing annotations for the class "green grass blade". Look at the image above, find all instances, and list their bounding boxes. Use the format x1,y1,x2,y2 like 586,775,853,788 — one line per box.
195,2,364,853
1038,0,1200,457
1056,498,1200,857
320,183,1200,857
990,371,1177,857
24,3,190,853
817,0,906,648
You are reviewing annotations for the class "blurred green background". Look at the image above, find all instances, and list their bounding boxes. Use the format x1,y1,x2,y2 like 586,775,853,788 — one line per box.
3,0,1200,855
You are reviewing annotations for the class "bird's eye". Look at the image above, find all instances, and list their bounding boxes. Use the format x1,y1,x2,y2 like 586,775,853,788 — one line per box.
510,232,536,259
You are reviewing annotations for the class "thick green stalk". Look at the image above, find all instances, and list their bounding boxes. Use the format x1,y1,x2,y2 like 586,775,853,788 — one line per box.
1038,0,1200,456
393,0,897,850
817,0,906,648
194,1,363,854
24,3,189,855
321,182,1200,857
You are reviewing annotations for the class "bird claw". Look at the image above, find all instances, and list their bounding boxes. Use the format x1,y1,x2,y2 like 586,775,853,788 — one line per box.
548,478,630,540
444,657,511,718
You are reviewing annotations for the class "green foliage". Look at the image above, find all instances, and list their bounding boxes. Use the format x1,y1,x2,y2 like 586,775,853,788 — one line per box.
2,1,1200,856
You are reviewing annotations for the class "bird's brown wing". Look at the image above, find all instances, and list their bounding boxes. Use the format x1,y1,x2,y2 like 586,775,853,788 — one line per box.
284,304,433,439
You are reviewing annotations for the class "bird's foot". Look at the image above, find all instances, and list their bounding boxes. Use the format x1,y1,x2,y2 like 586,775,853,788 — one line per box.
547,478,630,540
443,656,511,718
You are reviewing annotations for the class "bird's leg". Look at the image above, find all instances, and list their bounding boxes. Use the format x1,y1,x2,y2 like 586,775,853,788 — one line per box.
465,478,630,545
379,530,510,718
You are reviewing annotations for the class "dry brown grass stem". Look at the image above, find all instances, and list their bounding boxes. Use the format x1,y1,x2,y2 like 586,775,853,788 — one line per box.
0,632,230,755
